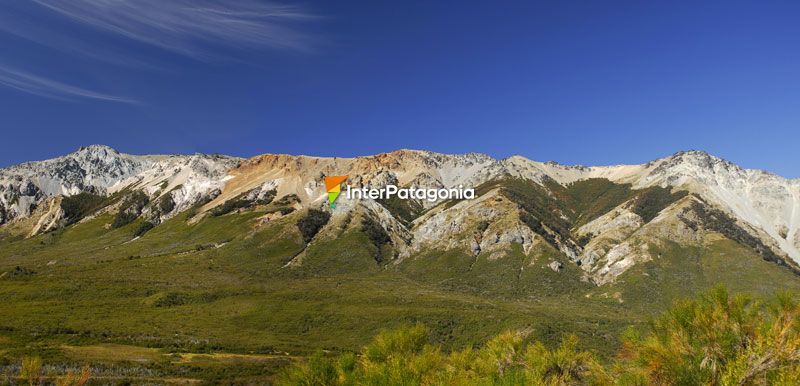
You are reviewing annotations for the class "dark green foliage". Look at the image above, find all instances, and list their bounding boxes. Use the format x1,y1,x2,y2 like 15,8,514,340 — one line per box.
132,221,155,238
487,177,572,248
377,195,425,226
111,191,150,229
681,201,799,273
576,232,593,248
60,193,108,224
210,195,252,217
477,220,490,234
5,266,35,278
566,178,635,226
152,292,190,308
266,206,296,216
630,186,688,222
296,209,331,243
361,216,391,262
157,194,175,214
184,194,214,218
211,190,276,217
111,211,138,229
274,194,300,206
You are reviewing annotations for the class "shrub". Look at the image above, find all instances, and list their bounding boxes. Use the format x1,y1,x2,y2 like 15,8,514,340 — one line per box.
210,189,276,217
133,221,155,237
211,195,253,217
153,292,190,308
616,286,800,384
277,288,800,385
157,194,176,214
266,206,296,216
361,216,391,262
60,192,108,224
111,212,138,229
7,266,36,278
630,186,687,223
681,201,796,272
111,191,150,229
276,324,604,386
297,209,331,243
275,194,300,206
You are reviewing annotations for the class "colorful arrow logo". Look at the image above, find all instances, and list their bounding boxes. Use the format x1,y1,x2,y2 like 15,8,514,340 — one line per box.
325,176,348,208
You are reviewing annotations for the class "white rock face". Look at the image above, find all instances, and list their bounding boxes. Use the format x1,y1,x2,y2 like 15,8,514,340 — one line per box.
404,189,538,260
0,145,240,227
606,151,799,264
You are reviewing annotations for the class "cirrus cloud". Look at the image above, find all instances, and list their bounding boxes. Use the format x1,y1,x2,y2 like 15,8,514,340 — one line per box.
28,0,318,60
0,64,138,104
0,0,319,103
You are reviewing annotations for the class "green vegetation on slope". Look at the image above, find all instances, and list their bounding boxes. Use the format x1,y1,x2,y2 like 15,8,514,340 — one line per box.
565,178,635,227
377,195,425,226
111,191,150,228
59,193,109,225
630,186,688,222
297,209,331,243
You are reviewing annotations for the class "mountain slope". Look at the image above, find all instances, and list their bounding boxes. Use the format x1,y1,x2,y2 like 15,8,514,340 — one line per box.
1,146,798,284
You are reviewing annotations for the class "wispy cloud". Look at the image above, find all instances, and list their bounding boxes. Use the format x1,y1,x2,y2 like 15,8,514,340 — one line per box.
0,1,317,103
0,65,138,104
27,0,318,60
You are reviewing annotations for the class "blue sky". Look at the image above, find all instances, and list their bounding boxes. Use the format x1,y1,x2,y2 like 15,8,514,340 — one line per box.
1,1,799,177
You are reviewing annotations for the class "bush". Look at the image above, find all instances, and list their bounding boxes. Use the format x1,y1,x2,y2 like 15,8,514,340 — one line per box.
681,201,795,272
60,192,108,224
275,194,300,206
276,324,604,386
211,195,253,217
361,216,391,262
630,186,687,223
266,206,296,216
277,288,800,385
111,211,138,229
111,191,150,229
296,209,331,243
617,286,800,384
133,221,155,237
157,194,176,214
210,189,276,217
153,292,190,308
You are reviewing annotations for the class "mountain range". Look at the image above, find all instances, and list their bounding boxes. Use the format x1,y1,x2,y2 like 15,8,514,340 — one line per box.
2,145,799,286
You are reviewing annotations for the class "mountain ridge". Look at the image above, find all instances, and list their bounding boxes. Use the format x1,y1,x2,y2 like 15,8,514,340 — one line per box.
1,145,799,286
